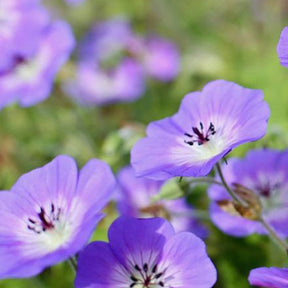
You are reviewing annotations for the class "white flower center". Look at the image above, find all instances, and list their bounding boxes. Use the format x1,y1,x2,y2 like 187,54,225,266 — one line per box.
26,204,72,252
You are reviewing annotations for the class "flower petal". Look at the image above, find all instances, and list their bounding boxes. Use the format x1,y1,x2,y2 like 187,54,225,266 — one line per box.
75,242,129,288
108,216,175,271
159,232,217,287
249,267,288,288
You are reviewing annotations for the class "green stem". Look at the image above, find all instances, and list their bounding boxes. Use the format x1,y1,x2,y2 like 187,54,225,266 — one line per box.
186,177,223,186
68,257,77,273
260,217,288,253
215,163,248,207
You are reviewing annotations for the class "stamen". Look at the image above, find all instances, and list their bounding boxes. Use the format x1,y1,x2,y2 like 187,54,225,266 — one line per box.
184,121,216,146
130,262,166,287
26,203,62,234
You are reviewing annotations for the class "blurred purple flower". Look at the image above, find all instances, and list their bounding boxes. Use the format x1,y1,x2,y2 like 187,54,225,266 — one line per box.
65,18,180,105
0,155,115,279
80,18,134,62
116,166,207,237
131,80,270,180
65,58,145,105
249,267,288,288
136,36,180,81
277,27,288,68
0,0,49,71
75,216,217,288
65,19,145,105
0,21,75,108
65,0,85,5
209,149,288,237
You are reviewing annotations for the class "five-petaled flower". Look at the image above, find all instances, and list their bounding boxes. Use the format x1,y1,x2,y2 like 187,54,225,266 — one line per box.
75,216,216,288
209,149,288,237
0,155,115,279
249,267,288,288
131,80,270,180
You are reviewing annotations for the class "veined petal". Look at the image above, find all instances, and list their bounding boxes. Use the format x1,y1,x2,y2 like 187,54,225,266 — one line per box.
75,242,129,288
249,267,288,288
108,217,175,271
159,233,216,287
131,80,269,180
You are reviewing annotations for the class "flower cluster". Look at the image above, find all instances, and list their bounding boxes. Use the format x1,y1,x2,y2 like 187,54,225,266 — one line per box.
64,18,179,105
1,5,288,288
0,0,74,109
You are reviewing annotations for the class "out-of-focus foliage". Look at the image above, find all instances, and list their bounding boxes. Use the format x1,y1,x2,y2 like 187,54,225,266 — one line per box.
1,0,288,287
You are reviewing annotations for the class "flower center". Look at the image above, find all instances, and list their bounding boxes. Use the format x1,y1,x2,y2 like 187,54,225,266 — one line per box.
27,203,62,234
130,263,165,288
184,122,216,146
0,55,27,76
256,182,281,198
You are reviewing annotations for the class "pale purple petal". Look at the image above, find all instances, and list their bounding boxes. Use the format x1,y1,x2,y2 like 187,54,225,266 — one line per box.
108,217,175,270
141,37,180,81
277,27,288,68
159,233,216,287
249,267,288,288
65,58,145,106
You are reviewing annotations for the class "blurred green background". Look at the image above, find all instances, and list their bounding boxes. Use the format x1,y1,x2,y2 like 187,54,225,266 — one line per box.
1,0,288,287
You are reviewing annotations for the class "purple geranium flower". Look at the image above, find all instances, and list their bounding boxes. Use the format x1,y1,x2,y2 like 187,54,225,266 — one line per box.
64,19,145,105
0,155,115,279
80,19,133,63
209,149,288,237
135,36,180,81
116,166,207,237
249,267,288,288
0,21,75,108
75,216,217,288
65,58,144,105
277,27,288,68
131,80,270,180
0,0,49,71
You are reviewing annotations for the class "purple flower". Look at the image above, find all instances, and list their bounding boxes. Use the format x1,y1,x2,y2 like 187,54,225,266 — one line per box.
131,80,270,180
65,58,145,105
65,19,145,105
209,149,288,237
277,27,288,68
0,0,49,71
80,19,133,63
137,36,180,81
249,267,288,288
75,216,217,288
65,0,85,5
116,166,207,237
0,155,115,279
65,18,180,106
0,21,75,108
